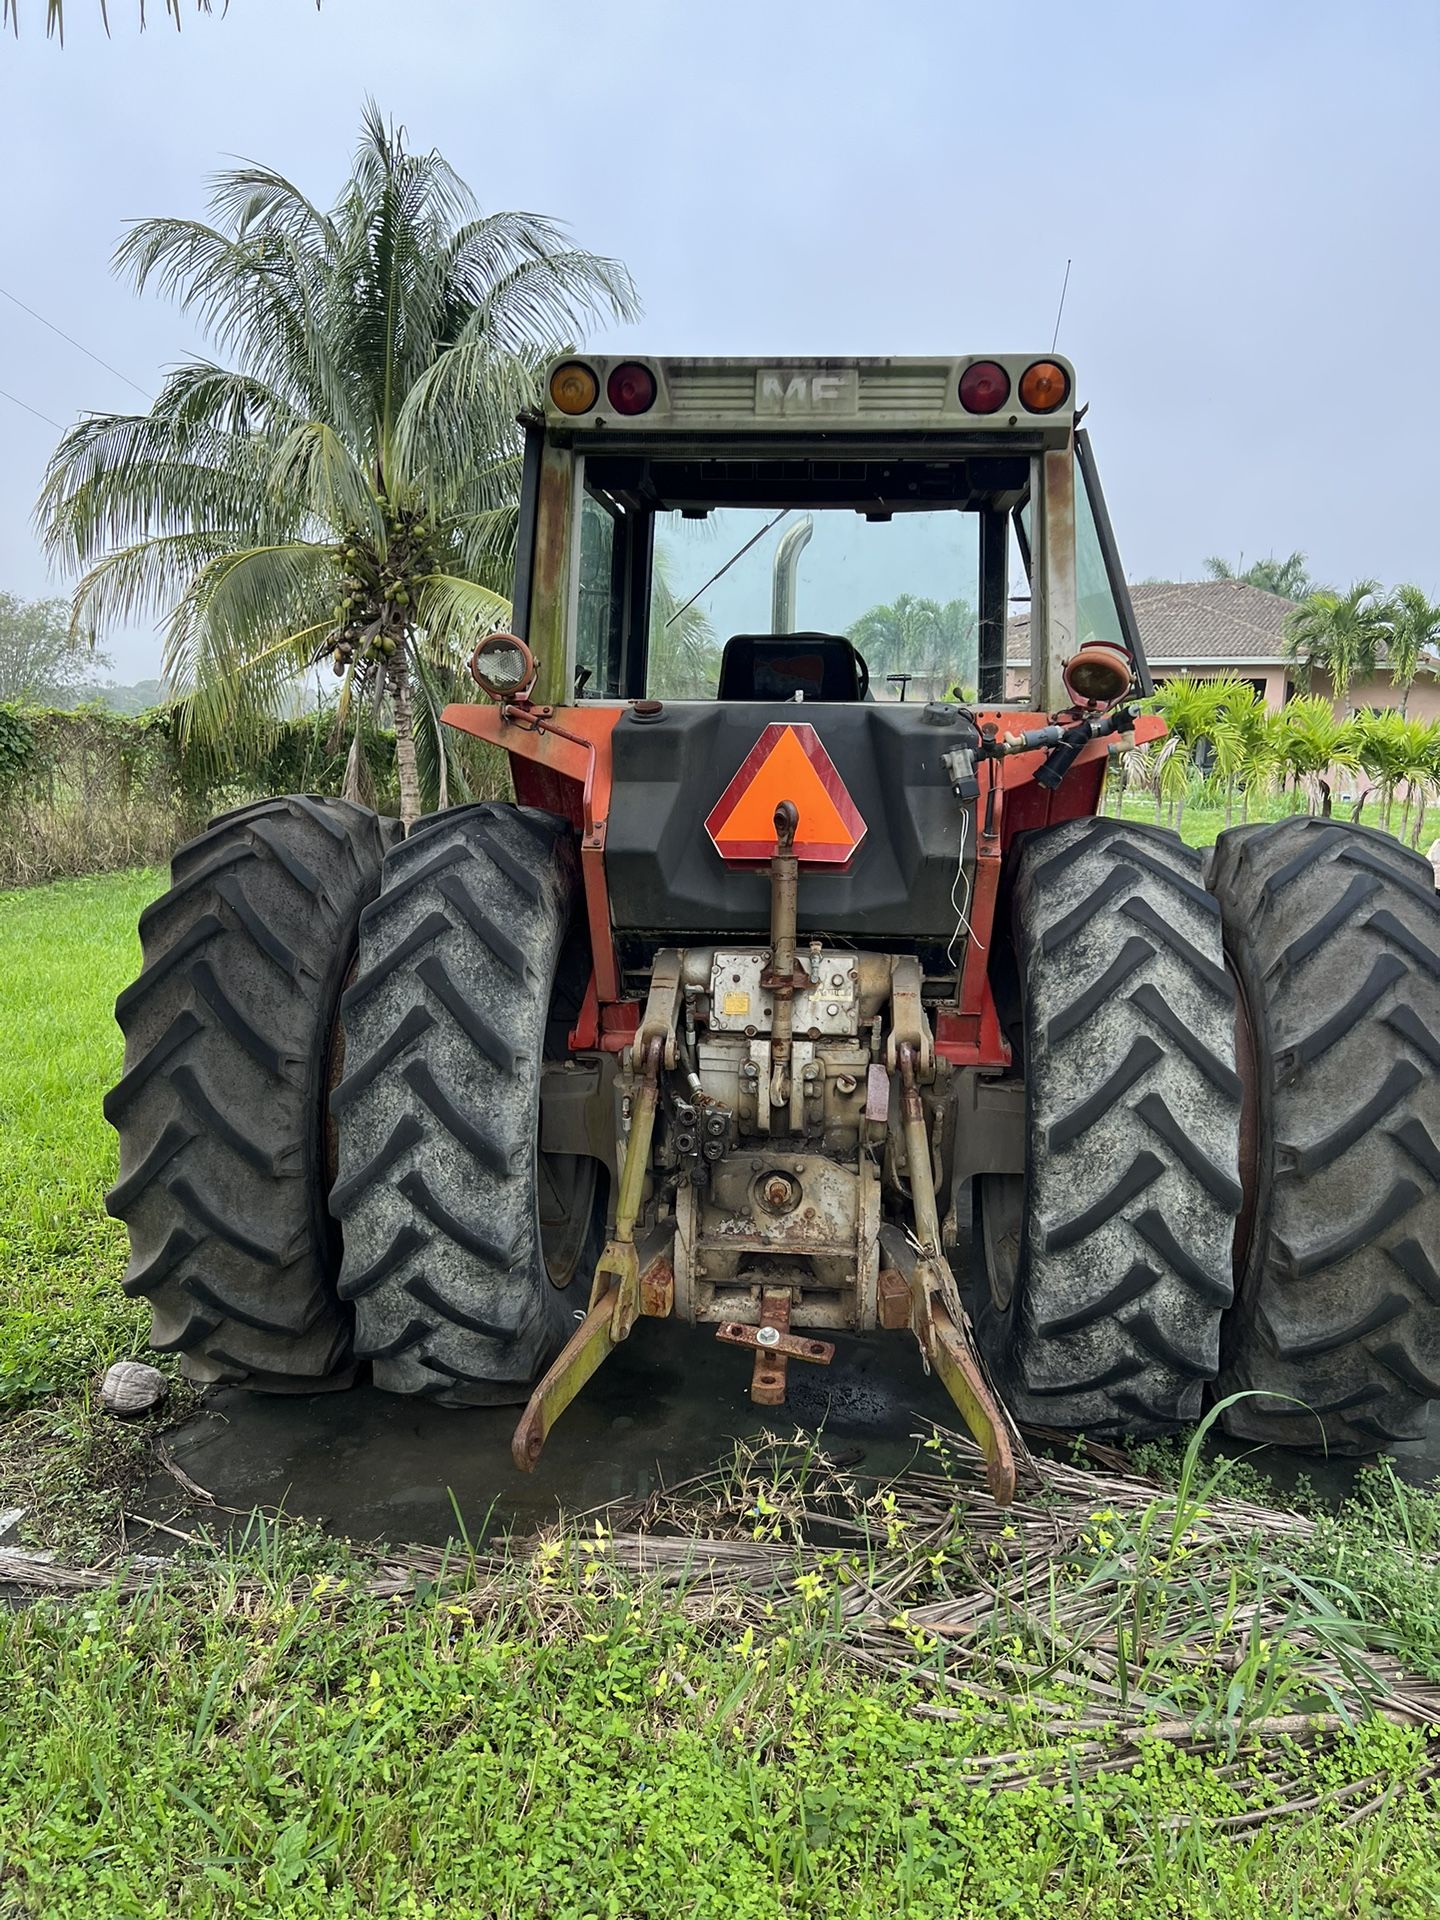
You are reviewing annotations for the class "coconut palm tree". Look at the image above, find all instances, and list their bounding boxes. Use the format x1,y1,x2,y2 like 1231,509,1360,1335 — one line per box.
39,106,638,826
1274,695,1362,816
1283,580,1389,712
647,547,721,699
848,594,941,691
1204,551,1312,599
8,0,227,33
1381,584,1440,716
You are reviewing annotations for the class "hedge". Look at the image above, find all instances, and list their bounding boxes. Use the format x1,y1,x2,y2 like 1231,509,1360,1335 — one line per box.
0,703,401,890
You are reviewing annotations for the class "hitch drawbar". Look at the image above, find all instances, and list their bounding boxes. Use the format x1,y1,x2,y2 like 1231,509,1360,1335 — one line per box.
511,798,1021,1504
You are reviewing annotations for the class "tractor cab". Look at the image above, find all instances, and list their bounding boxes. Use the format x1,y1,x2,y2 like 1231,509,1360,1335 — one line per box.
506,354,1148,717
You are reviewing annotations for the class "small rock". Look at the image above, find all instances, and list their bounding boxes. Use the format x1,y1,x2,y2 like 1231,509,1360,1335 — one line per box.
101,1360,169,1416
0,1508,24,1542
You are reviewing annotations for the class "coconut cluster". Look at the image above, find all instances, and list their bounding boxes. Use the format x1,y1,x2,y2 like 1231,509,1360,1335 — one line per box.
320,508,440,680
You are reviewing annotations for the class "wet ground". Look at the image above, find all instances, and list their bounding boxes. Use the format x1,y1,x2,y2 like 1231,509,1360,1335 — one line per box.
136,1323,965,1546
134,1320,1440,1549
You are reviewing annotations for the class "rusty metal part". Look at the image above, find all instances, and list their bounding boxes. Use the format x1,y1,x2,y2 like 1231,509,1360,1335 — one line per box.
640,1252,675,1319
924,1298,1018,1506
511,1289,620,1470
758,1171,801,1214
885,955,934,1075
512,1022,674,1471
512,1233,675,1473
754,1289,792,1406
592,1033,664,1340
879,1224,1020,1506
1034,444,1078,716
634,948,685,1072
715,1320,836,1367
719,1287,824,1405
876,1267,909,1330
763,800,801,1115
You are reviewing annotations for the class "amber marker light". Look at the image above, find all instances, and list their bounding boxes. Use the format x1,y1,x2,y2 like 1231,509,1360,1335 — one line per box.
549,361,599,414
1018,359,1071,413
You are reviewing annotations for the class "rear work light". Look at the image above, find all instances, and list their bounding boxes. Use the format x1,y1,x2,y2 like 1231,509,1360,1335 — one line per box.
1018,359,1071,413
550,361,599,414
958,360,1010,415
1063,640,1132,708
606,362,658,415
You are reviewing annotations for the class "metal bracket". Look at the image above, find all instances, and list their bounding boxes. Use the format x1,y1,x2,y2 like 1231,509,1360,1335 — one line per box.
715,1287,833,1405
885,954,934,1076
879,1225,1020,1506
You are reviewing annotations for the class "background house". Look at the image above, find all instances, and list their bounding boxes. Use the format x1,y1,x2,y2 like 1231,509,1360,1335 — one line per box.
1006,580,1440,718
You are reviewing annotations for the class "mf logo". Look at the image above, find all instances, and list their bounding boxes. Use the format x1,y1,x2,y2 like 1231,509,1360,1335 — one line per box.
754,368,859,416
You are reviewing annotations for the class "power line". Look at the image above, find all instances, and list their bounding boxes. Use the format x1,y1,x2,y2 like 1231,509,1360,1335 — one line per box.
0,385,61,429
0,282,151,399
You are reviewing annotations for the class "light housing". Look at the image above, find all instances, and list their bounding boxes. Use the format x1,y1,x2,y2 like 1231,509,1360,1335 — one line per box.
1019,359,1071,413
1062,640,1132,708
549,361,599,415
606,361,658,415
958,359,1010,414
469,630,537,701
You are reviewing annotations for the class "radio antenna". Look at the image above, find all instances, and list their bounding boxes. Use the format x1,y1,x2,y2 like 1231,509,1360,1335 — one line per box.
1050,258,1072,353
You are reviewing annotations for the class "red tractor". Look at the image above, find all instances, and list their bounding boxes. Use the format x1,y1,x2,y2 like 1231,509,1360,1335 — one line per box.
108,355,1440,1498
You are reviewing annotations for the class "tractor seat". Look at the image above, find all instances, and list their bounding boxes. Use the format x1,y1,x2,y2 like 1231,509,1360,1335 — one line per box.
717,633,869,702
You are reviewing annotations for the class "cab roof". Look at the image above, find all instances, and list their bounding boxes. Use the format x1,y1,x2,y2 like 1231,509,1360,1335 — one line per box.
542,354,1076,442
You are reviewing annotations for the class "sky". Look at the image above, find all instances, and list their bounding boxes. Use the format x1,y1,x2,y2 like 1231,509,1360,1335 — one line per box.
0,0,1436,681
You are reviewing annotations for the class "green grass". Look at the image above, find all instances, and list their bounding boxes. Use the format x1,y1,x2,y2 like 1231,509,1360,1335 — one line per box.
0,867,175,1553
1,1494,1438,1920
1,867,1438,1916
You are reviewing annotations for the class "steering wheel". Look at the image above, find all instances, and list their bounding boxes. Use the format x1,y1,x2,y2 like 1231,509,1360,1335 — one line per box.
849,642,870,699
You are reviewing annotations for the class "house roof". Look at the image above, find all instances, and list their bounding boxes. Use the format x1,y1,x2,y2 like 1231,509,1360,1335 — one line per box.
1007,579,1298,668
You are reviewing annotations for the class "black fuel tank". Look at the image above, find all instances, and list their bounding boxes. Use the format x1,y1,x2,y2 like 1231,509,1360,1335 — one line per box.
605,702,972,941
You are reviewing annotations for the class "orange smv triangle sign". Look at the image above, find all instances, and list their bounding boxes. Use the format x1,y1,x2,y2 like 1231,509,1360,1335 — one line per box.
706,722,866,865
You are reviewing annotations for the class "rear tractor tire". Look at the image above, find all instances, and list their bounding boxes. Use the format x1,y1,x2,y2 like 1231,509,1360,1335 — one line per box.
330,803,600,1406
975,816,1244,1433
1209,817,1440,1451
105,796,401,1388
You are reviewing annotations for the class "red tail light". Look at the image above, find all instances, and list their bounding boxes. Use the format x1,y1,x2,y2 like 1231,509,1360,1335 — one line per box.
958,360,1010,415
606,362,657,415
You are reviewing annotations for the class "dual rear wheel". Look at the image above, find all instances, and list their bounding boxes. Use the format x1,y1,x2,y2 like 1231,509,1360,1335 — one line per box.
977,813,1440,1450
109,799,1440,1454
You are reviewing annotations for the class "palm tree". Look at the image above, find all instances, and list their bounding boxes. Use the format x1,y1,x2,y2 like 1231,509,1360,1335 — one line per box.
1354,709,1413,831
1148,677,1229,829
1381,584,1440,716
1201,678,1267,827
7,0,218,35
1408,722,1440,850
848,593,939,686
1283,580,1389,712
647,547,721,699
1204,551,1312,599
39,106,638,826
1274,695,1362,816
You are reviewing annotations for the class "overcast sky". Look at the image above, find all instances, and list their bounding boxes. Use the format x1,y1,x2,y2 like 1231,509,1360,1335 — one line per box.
1,0,1436,681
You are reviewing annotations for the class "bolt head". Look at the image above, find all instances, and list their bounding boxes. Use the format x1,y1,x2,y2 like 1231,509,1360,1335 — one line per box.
756,1326,781,1348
